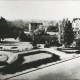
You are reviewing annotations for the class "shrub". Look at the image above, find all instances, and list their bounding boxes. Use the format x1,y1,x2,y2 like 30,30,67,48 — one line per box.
76,39,80,48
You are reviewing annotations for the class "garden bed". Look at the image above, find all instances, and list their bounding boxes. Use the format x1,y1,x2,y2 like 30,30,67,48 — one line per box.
57,47,80,53
0,51,60,74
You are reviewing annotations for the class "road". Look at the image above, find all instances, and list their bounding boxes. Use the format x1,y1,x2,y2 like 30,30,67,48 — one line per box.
5,55,80,80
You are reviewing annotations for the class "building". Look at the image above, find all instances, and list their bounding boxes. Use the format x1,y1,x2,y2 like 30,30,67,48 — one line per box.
72,18,80,40
72,18,80,29
24,22,43,35
70,18,80,47
73,28,80,40
29,23,43,32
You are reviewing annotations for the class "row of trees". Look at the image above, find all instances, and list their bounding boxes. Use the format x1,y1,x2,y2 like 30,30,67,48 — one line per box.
32,19,74,48
31,25,60,48
60,19,74,47
0,17,22,41
19,19,74,48
31,19,75,48
0,17,74,48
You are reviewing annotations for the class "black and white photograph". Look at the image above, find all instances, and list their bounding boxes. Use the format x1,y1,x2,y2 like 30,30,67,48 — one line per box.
0,0,80,80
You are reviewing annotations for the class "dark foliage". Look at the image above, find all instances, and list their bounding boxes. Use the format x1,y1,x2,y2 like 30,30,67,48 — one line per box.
0,17,21,41
47,23,59,32
76,39,80,48
0,51,60,74
19,30,27,41
64,20,74,47
19,30,32,42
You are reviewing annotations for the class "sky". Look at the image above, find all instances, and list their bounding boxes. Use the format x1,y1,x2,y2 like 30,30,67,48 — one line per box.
0,0,80,21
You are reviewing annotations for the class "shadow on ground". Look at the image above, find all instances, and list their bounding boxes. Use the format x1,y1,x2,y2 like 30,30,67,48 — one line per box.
0,51,60,74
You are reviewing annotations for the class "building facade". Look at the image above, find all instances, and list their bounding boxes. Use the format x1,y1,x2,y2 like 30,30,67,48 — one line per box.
72,18,80,40
29,23,43,32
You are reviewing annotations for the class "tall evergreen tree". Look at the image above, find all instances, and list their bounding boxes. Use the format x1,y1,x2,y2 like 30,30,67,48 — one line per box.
0,17,21,41
19,30,26,41
64,20,74,47
0,17,8,40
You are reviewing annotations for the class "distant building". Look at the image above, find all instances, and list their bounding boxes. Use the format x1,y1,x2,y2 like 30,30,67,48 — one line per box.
70,18,80,47
73,28,80,40
72,18,80,40
72,18,80,29
29,23,43,32
24,22,43,35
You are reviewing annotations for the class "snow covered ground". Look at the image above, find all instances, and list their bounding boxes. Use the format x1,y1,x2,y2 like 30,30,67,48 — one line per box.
0,38,80,79
2,38,19,42
23,53,52,64
43,47,77,60
0,42,33,52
